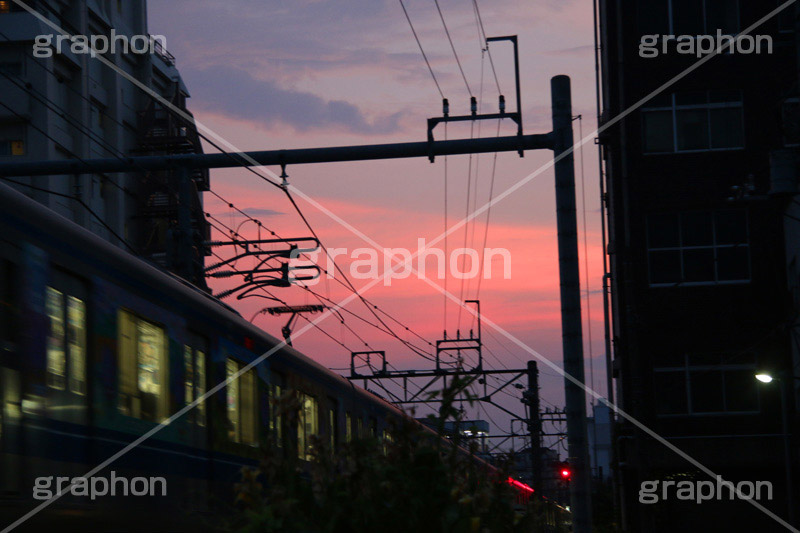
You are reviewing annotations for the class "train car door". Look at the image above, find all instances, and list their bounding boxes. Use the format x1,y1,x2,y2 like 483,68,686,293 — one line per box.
183,333,210,510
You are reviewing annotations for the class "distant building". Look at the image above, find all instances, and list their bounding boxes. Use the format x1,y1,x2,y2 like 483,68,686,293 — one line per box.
598,0,799,530
0,0,208,286
417,418,491,454
587,402,612,482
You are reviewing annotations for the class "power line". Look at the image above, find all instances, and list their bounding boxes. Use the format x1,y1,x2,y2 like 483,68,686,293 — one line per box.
471,0,501,94
474,119,501,301
204,179,437,359
282,188,437,363
398,0,445,99
576,115,596,395
0,175,135,253
206,211,436,358
434,0,472,97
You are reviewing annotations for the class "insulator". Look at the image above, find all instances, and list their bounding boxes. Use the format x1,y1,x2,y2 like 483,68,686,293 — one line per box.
442,98,450,116
499,94,506,113
470,96,477,115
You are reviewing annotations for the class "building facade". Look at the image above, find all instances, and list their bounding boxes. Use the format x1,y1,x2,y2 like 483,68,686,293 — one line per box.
0,0,208,287
598,0,800,530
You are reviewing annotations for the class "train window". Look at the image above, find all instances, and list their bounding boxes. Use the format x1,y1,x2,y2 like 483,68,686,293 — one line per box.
382,430,393,455
357,417,363,439
45,288,87,395
370,418,377,438
66,296,86,395
345,412,352,443
45,287,66,390
183,345,206,426
328,399,338,452
226,359,257,446
117,310,168,422
297,393,319,461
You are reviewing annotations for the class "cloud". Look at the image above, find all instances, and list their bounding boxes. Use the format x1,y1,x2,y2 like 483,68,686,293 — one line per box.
242,208,285,217
544,44,595,56
188,66,404,135
207,208,284,217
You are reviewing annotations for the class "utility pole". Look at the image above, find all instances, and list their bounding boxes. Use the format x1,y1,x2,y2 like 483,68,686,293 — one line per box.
551,74,593,532
525,361,543,493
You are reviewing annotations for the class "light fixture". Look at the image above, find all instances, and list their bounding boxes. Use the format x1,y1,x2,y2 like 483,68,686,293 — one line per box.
755,373,774,384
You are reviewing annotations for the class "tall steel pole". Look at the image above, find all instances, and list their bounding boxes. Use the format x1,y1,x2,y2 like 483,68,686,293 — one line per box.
526,361,543,492
551,74,593,532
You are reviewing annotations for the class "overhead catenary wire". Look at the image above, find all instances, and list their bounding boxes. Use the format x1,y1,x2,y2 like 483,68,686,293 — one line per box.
206,197,437,360
0,175,136,253
576,115,596,396
434,0,472,97
471,0,501,94
282,188,438,363
398,0,445,99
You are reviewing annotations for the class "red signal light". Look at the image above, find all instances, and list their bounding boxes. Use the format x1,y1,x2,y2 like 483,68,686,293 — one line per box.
560,469,571,479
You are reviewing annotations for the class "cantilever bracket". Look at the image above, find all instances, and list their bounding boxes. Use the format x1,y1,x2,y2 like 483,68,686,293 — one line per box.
426,35,524,162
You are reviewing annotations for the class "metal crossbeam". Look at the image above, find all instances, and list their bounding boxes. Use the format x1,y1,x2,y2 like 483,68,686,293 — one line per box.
0,134,552,177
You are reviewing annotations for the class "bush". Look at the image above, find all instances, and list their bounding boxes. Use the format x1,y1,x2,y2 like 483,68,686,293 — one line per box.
232,378,559,532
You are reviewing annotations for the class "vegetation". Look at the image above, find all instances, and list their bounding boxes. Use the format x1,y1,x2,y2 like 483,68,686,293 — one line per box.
230,377,568,532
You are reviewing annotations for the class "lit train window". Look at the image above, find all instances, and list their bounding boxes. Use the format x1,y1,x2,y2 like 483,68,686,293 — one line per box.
184,345,206,426
117,310,168,422
269,381,283,447
184,347,193,416
66,296,86,395
227,359,257,445
328,401,337,453
345,412,352,443
196,349,206,425
297,393,319,461
45,287,66,390
382,430,393,455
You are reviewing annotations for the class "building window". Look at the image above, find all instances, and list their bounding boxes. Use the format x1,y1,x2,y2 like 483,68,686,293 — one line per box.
117,309,168,422
647,210,749,286
183,345,206,426
227,359,258,445
0,62,22,76
669,0,739,35
782,97,800,146
0,140,24,157
655,354,758,415
45,287,86,395
642,91,743,153
297,393,319,461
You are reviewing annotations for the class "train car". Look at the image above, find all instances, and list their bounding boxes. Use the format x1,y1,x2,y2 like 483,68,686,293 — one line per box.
0,181,538,531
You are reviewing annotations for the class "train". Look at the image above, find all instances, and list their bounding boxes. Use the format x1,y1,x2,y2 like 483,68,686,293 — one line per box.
0,180,553,532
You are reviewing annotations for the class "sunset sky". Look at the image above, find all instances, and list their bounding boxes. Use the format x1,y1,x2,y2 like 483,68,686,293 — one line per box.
148,0,606,437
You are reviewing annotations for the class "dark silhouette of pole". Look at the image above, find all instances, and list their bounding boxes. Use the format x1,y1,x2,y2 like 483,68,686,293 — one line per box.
551,74,593,533
526,361,543,493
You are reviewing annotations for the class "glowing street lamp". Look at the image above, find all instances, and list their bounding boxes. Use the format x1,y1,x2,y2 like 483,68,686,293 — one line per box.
754,370,798,526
